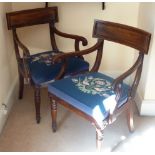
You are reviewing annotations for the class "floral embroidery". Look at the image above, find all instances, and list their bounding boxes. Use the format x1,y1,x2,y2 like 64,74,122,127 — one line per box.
31,51,62,66
72,76,113,97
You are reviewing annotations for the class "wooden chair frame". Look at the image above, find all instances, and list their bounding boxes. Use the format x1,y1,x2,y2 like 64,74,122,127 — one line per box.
6,6,88,123
49,20,151,151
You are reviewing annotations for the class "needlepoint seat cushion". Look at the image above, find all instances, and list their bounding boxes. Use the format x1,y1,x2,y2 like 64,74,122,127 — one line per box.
27,51,89,86
48,72,130,126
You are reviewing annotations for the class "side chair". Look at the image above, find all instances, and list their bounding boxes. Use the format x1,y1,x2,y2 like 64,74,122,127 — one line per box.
6,6,89,123
48,20,151,151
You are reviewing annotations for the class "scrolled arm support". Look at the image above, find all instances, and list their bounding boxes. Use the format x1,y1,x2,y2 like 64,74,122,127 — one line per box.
112,53,144,92
54,27,88,50
13,30,30,80
13,31,30,57
55,60,67,80
52,41,103,65
108,53,144,123
51,40,103,83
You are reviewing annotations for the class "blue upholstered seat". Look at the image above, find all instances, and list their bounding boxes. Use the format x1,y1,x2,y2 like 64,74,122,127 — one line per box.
48,72,130,126
27,51,89,86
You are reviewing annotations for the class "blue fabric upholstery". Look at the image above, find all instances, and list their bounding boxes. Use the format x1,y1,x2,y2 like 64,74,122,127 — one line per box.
48,72,130,126
27,51,89,86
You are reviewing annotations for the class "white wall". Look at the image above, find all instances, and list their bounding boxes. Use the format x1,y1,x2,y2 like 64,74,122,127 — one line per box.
0,2,18,133
138,3,155,99
12,2,139,77
0,2,17,106
136,3,155,115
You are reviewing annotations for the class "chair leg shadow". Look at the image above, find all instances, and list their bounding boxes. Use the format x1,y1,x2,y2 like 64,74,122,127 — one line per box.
110,134,130,152
57,109,72,129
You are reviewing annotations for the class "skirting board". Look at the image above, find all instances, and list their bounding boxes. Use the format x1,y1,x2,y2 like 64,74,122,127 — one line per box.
135,90,155,116
0,76,18,134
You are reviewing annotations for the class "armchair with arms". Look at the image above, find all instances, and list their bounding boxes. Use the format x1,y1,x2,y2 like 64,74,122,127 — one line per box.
6,6,89,123
48,20,151,151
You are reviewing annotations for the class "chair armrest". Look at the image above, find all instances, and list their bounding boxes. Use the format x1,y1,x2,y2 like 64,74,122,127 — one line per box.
112,53,143,92
52,41,102,64
54,27,88,50
13,31,30,81
108,53,144,123
13,32,30,56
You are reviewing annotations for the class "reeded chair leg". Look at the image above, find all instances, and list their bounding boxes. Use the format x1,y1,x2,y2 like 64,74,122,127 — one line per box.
96,129,104,152
126,99,134,132
50,97,57,132
34,86,41,124
19,72,24,99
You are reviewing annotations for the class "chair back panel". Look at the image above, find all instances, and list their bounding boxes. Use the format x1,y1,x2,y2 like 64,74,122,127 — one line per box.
6,7,58,30
93,20,151,54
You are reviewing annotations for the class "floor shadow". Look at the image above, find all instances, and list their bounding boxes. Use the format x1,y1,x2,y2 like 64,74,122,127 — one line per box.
57,110,71,129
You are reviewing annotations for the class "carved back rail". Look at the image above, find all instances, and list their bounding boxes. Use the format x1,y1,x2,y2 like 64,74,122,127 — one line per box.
93,20,151,100
6,7,59,77
6,7,58,29
6,6,59,61
93,20,150,54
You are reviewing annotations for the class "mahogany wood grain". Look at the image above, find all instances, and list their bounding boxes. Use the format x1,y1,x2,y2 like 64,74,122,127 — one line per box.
6,6,88,124
93,20,151,54
6,7,58,29
49,20,151,151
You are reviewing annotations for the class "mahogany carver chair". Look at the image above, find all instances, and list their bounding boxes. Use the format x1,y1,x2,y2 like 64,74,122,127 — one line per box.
48,20,151,151
6,7,89,123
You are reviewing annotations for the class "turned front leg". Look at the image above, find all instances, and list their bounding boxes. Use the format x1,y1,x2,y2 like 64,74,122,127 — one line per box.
50,97,57,132
96,128,104,152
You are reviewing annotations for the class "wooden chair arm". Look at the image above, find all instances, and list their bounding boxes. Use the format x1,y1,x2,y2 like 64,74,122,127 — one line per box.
13,30,30,81
108,53,144,123
13,32,30,57
112,53,143,92
54,27,88,50
52,41,102,64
